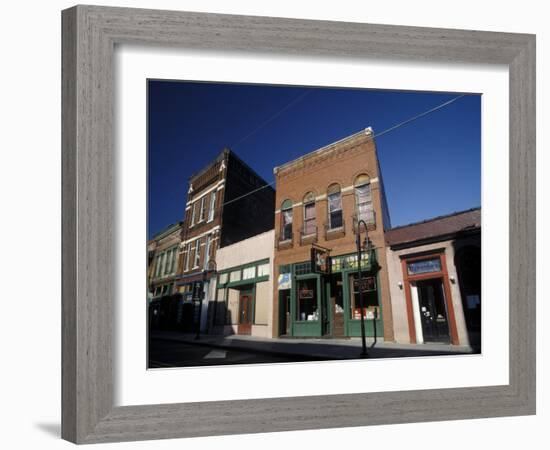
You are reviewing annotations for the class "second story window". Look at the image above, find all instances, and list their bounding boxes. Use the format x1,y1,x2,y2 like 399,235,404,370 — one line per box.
164,249,172,275
203,234,211,269
194,238,201,268
327,184,343,229
199,196,207,222
208,191,216,222
281,199,293,241
303,192,316,235
190,202,197,226
355,174,374,224
184,243,191,272
155,254,162,277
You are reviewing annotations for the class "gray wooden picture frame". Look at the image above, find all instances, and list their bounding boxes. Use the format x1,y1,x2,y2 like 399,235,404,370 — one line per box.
61,5,536,444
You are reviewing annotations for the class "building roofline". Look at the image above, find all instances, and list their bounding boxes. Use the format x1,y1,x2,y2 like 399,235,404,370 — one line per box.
188,149,228,183
273,127,373,175
225,149,275,192
388,206,481,232
148,221,183,243
188,148,274,193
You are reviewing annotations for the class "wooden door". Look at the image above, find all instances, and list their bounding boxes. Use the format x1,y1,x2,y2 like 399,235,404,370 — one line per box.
238,293,253,335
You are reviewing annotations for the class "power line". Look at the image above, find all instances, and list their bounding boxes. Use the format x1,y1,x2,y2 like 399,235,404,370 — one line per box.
232,89,313,148
222,180,276,207
371,94,467,140
219,93,467,208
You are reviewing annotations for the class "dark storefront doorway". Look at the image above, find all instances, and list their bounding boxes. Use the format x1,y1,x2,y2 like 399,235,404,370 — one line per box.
330,274,345,337
238,292,253,335
279,290,291,335
415,278,450,343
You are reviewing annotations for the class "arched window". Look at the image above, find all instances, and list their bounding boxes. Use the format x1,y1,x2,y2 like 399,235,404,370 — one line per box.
327,184,343,229
281,199,293,241
354,174,374,224
303,192,316,235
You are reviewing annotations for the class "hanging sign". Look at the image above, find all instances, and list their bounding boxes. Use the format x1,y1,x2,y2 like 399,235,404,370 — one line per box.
311,247,331,274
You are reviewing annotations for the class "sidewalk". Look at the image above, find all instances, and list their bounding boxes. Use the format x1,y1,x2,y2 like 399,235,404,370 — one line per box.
150,330,476,360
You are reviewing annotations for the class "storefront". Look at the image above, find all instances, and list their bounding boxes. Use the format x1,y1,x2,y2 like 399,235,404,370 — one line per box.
214,258,272,337
278,251,384,338
400,252,458,345
384,208,481,348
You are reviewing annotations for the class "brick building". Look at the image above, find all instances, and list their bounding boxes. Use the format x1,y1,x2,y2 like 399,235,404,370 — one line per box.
385,208,481,350
176,149,275,332
147,221,183,330
272,128,394,340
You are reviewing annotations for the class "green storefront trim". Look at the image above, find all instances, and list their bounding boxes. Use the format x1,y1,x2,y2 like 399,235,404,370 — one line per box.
282,250,383,338
217,258,270,288
292,274,323,337
216,259,268,328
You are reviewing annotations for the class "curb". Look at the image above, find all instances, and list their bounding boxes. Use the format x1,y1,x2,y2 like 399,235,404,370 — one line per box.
150,335,346,360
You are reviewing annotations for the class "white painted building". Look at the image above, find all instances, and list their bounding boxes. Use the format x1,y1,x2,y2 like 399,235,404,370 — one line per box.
209,230,275,338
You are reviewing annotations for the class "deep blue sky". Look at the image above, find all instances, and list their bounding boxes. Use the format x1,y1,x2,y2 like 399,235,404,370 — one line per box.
148,80,480,239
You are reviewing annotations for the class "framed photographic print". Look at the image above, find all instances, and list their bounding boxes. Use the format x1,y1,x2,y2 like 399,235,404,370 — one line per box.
62,4,535,444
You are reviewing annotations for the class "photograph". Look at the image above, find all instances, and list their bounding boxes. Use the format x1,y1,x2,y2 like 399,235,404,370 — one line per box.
146,80,482,368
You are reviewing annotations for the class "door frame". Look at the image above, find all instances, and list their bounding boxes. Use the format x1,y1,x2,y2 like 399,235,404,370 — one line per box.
401,250,459,345
237,288,254,335
414,277,451,343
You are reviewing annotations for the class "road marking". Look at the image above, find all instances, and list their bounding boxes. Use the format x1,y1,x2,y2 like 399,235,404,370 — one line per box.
204,349,227,359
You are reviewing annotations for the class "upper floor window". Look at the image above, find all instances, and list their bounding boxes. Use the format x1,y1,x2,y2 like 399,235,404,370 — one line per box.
303,192,316,235
194,238,201,268
190,202,197,226
281,199,293,241
208,191,216,222
164,248,172,275
327,184,343,229
199,196,207,222
184,243,191,272
154,254,162,277
203,234,211,270
354,174,374,224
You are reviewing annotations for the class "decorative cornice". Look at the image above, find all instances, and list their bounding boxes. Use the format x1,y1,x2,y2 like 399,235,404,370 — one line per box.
274,127,374,177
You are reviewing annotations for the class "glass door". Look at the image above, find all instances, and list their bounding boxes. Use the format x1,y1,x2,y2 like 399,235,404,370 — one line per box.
416,278,450,343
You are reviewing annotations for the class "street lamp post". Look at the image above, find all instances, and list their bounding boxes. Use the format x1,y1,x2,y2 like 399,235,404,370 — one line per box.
195,259,217,340
356,219,372,358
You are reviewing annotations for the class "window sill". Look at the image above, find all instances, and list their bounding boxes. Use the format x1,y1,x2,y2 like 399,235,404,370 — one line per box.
277,239,293,250
326,226,345,240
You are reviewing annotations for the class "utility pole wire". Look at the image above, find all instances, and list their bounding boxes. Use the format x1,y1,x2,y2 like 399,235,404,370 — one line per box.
370,94,467,140
219,93,467,209
232,89,313,148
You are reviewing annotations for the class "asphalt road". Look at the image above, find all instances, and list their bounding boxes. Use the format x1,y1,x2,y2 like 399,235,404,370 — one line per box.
148,338,323,368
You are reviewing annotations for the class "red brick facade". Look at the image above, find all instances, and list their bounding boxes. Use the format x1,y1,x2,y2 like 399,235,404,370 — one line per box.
272,129,395,340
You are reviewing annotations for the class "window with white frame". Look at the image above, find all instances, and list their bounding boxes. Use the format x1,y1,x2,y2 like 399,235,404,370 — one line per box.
155,254,162,277
159,252,167,276
184,243,191,271
164,249,172,275
280,199,293,241
208,191,216,222
303,192,316,235
203,235,211,269
199,196,206,222
190,202,197,226
194,238,201,268
327,184,343,229
354,174,374,224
